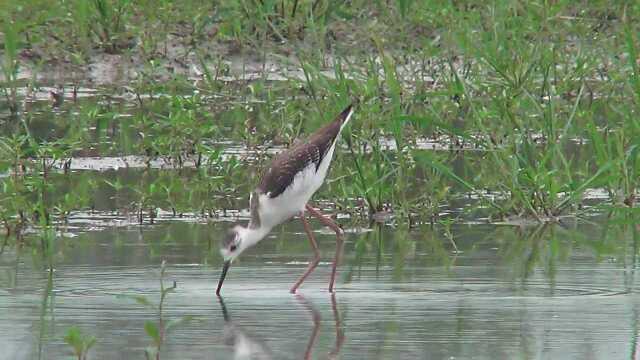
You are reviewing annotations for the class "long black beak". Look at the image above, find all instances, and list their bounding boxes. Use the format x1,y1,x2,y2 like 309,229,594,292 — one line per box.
216,260,231,296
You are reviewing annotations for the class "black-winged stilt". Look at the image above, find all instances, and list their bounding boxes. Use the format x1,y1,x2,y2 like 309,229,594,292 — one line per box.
216,104,355,295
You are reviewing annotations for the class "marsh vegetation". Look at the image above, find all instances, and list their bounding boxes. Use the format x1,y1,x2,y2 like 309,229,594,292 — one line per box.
1,1,639,359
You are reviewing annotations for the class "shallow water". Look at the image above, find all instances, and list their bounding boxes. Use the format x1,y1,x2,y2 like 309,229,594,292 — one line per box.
0,220,638,359
1,83,638,359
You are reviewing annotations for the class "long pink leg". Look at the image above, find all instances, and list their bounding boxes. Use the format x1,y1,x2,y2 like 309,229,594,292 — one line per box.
329,294,345,359
305,204,344,293
290,211,321,294
295,295,321,360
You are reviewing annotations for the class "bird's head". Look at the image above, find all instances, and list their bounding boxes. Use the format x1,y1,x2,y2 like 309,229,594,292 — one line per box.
216,224,268,295
220,225,247,262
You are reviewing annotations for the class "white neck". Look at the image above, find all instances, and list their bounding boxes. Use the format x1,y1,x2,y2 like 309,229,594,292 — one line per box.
236,224,271,253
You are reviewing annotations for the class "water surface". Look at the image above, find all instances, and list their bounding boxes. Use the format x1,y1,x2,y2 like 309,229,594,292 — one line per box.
1,221,638,359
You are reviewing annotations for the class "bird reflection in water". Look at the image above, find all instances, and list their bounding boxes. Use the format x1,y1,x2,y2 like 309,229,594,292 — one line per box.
218,295,345,359
219,297,273,360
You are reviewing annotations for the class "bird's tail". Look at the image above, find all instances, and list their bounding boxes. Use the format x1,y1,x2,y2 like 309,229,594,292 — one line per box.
337,104,355,132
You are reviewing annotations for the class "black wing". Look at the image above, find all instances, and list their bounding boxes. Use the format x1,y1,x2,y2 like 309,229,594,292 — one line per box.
257,141,326,198
257,105,352,198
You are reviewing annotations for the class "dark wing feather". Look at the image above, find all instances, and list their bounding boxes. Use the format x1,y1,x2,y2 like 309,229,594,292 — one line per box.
257,140,326,198
257,105,352,198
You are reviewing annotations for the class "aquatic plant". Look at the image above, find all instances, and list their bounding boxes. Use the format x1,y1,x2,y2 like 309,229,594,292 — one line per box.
218,0,339,44
88,0,133,53
117,260,191,360
0,19,21,114
64,326,97,360
0,0,638,233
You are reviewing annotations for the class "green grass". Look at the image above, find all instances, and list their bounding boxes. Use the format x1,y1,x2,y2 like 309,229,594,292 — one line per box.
0,0,639,237
64,326,96,360
0,17,20,113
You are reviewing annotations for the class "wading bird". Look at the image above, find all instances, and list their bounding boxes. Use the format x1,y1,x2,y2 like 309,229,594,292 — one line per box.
216,104,354,295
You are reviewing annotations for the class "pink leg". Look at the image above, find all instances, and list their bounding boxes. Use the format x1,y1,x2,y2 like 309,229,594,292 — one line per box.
329,294,345,359
305,204,344,293
296,295,321,360
290,211,321,294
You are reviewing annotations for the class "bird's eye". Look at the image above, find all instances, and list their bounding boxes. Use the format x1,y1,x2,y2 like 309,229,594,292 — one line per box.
230,244,237,252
